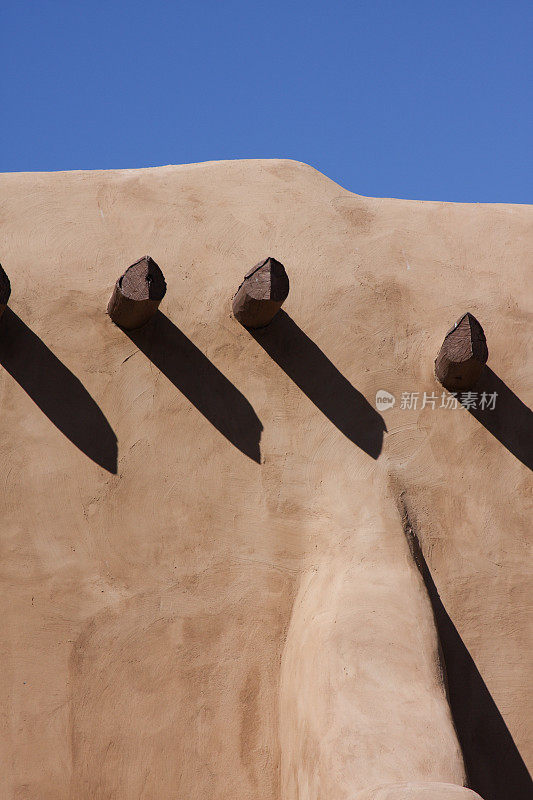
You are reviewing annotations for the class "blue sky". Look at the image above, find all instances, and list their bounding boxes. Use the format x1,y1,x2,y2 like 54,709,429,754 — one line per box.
1,0,532,202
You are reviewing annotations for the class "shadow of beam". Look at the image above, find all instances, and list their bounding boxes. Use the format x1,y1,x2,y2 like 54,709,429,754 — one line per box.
0,308,117,473
124,312,262,463
248,310,386,459
402,507,532,800
468,366,532,471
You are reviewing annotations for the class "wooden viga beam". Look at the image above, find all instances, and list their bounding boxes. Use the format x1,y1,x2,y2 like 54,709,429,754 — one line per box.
435,312,488,392
232,257,289,328
107,256,167,330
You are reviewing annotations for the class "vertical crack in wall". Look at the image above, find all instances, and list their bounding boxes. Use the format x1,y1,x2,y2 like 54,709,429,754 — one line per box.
397,491,450,701
395,488,532,800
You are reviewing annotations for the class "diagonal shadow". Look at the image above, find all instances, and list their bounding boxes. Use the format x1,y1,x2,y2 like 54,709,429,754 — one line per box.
402,507,532,800
248,310,386,459
124,311,262,463
0,308,117,473
468,366,532,471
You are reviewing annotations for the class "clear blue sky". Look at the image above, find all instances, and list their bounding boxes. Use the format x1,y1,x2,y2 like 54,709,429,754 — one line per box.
1,0,532,202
